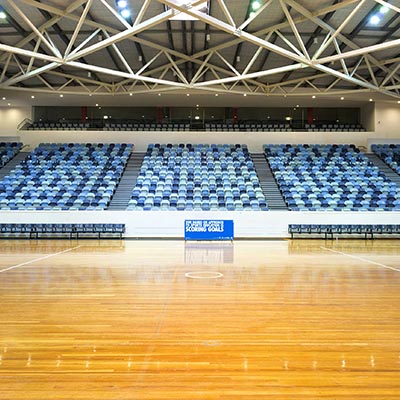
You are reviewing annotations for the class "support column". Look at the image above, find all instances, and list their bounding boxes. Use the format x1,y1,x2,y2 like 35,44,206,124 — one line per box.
81,106,87,124
307,107,314,125
157,107,163,123
233,107,238,124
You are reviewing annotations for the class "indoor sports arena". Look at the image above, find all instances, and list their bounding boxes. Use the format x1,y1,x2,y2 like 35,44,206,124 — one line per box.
1,0,400,398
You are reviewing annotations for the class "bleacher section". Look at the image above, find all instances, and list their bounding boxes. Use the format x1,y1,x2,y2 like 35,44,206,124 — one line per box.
25,120,365,132
0,143,132,210
127,144,268,211
2,142,400,214
0,142,22,168
304,122,365,132
104,121,190,131
205,121,292,132
365,153,400,187
372,144,400,175
265,144,400,211
28,121,89,130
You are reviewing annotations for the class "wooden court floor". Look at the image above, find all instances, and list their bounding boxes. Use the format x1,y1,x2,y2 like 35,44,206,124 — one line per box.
0,239,399,399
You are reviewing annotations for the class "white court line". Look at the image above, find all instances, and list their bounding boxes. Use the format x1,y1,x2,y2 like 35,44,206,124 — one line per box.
185,271,224,279
320,246,400,273
0,245,82,274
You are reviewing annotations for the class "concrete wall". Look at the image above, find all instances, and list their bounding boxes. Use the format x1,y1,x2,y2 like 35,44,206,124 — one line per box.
375,102,400,138
0,107,31,137
360,102,375,132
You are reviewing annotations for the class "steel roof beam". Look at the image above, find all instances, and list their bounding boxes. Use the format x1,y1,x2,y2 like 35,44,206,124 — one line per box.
158,0,399,98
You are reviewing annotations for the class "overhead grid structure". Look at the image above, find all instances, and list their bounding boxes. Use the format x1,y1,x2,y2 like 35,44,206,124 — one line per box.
0,0,399,100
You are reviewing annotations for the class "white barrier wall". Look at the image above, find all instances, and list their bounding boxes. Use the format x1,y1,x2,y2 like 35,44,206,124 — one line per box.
17,129,374,152
0,211,399,238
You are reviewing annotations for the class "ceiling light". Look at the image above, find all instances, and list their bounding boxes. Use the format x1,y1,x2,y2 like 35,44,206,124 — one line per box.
196,104,199,107
215,94,219,97
0,11,6,19
117,0,127,7
195,116,200,120
8,103,11,106
312,95,316,99
243,93,247,97
369,98,373,102
187,93,190,96
251,1,261,11
296,104,299,107
397,100,400,104
2,97,6,100
380,6,389,14
129,93,133,96
340,97,344,100
120,8,131,19
31,95,35,99
158,93,161,96
285,116,291,121
249,11,256,18
103,115,108,119
59,94,63,98
369,15,380,25
96,103,99,106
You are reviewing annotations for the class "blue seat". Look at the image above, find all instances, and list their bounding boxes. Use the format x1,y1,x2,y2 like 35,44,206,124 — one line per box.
265,144,400,211
128,144,268,211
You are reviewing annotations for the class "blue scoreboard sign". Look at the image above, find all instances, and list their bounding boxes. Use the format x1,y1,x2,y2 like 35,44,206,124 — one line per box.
184,220,234,241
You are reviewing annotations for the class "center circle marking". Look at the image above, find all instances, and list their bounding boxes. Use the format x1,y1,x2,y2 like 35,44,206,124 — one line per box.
185,271,224,279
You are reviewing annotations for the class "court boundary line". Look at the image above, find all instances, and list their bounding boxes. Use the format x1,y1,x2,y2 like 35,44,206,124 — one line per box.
320,246,400,273
0,245,82,274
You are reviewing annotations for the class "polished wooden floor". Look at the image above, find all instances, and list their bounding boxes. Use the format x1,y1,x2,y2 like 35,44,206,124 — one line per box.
0,239,400,399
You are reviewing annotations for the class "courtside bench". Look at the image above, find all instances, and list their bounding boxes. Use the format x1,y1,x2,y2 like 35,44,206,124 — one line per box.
0,223,125,239
288,224,400,239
